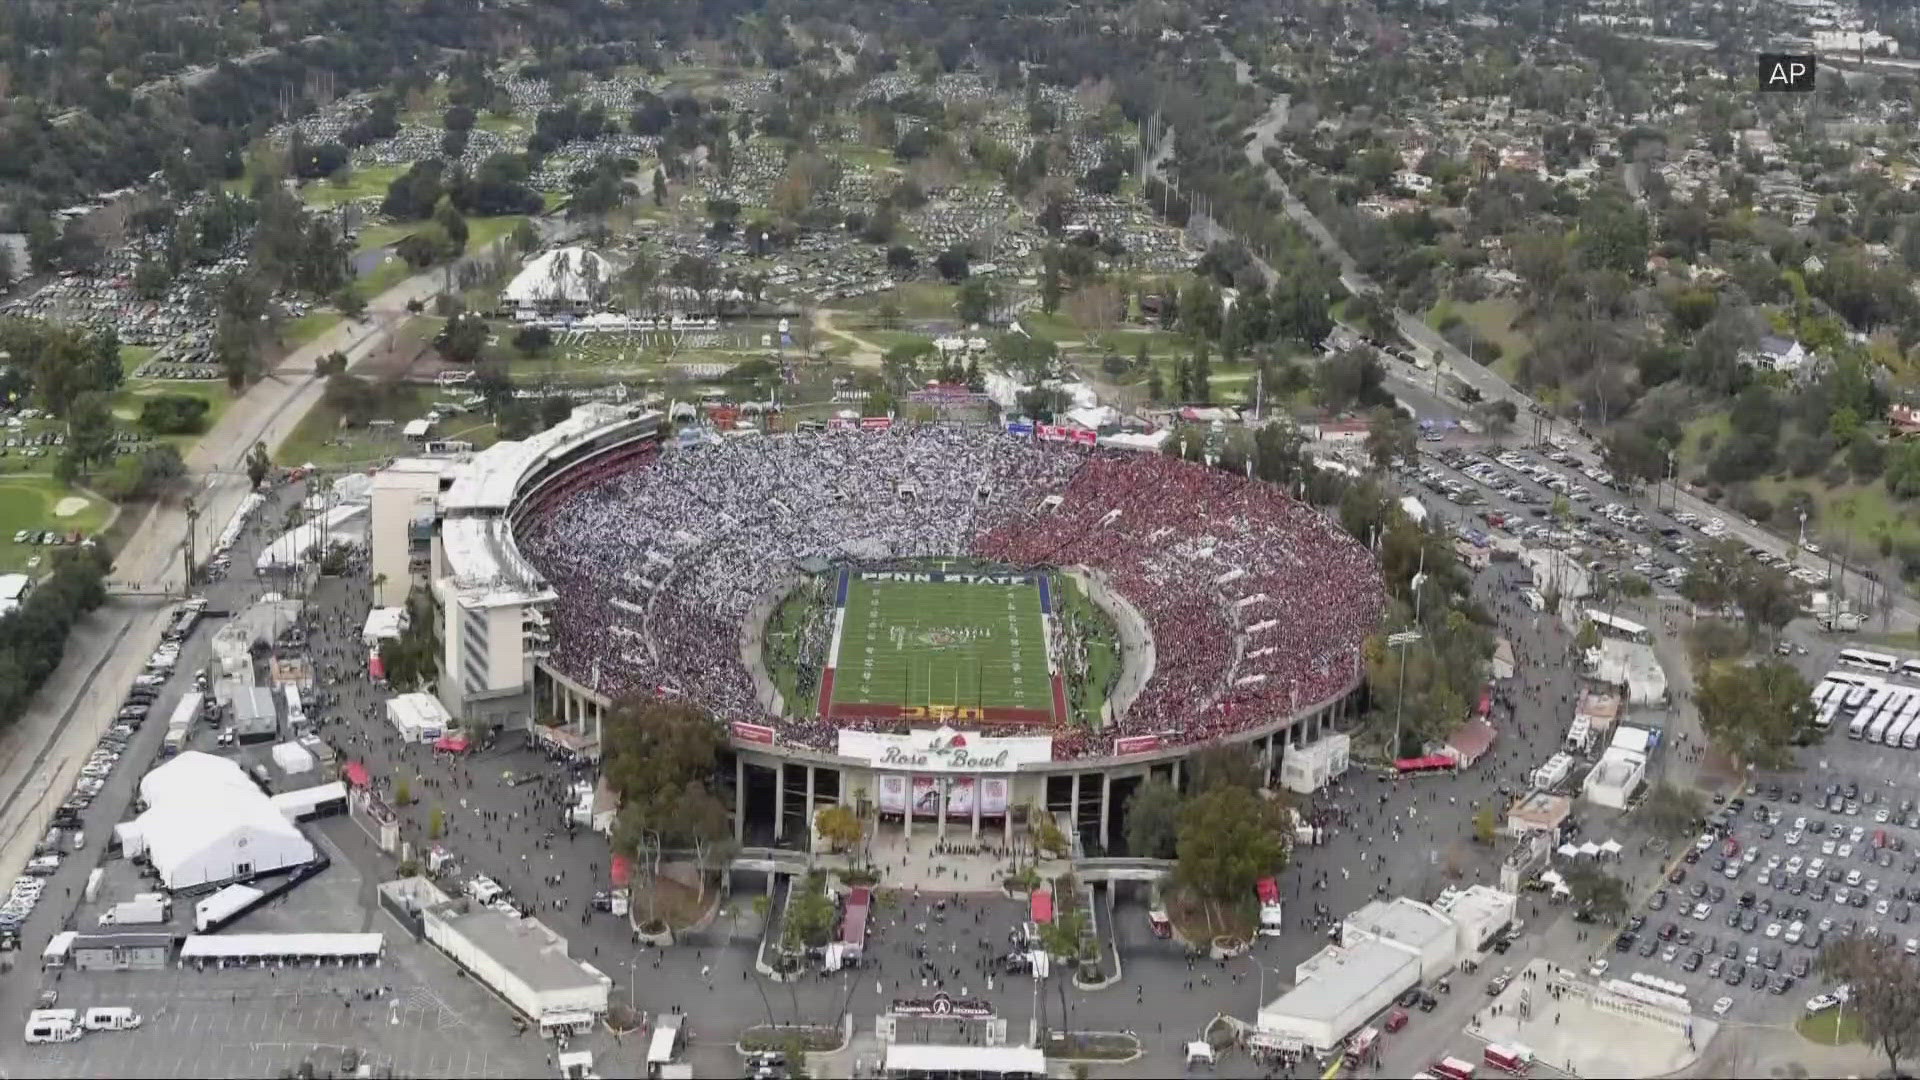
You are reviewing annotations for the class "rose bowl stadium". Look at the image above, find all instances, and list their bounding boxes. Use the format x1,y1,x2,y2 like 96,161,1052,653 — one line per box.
373,405,1380,849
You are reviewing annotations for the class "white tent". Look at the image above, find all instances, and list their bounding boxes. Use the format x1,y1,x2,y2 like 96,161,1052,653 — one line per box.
257,504,368,571
118,753,315,890
362,606,409,647
1556,842,1580,858
501,247,616,309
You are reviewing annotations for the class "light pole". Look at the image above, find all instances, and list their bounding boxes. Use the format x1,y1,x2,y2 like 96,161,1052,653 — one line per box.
1388,629,1424,761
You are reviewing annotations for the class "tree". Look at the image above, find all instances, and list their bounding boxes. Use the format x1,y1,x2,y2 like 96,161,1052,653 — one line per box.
1563,864,1628,921
955,278,999,325
1124,779,1182,859
1819,935,1920,1077
334,287,367,321
815,804,865,857
1695,658,1817,769
1364,407,1417,473
137,394,212,436
245,441,272,488
652,168,668,206
934,247,970,282
1176,786,1289,931
428,807,445,839
1472,808,1497,844
1643,781,1704,838
604,697,724,868
436,315,491,365
677,780,734,902
1476,399,1519,443
513,326,554,357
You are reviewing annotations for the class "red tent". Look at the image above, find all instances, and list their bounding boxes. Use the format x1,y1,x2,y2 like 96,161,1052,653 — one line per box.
343,761,370,788
368,654,386,682
432,734,470,754
1030,890,1054,925
610,855,631,887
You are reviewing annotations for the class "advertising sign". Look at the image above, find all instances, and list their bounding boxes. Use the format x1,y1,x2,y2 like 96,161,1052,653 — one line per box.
730,721,775,745
877,774,908,814
860,416,894,431
890,992,994,1018
946,776,975,816
979,777,1009,816
1113,733,1165,756
911,776,941,818
837,728,1053,773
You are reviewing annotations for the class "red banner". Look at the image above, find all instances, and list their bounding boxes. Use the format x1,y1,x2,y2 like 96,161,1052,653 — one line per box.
1037,424,1095,446
860,416,894,431
1114,734,1164,756
731,721,776,745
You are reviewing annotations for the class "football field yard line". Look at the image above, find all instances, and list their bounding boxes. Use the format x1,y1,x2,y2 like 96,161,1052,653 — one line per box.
837,577,1051,711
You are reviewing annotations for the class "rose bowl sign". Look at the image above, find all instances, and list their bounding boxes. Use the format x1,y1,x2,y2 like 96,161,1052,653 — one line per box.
838,727,1052,773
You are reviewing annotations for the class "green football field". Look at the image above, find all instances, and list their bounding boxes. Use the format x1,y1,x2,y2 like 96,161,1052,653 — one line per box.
833,577,1052,711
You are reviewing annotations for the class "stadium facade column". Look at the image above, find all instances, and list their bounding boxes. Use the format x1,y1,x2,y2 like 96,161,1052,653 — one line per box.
733,757,745,845
1069,773,1081,844
805,766,816,844
774,766,786,842
971,776,981,840
1099,773,1112,851
936,777,947,840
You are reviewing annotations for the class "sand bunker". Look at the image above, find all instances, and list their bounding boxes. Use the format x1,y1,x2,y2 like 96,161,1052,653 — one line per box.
52,497,89,518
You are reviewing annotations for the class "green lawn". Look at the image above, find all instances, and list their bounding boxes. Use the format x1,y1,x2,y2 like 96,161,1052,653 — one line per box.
275,386,438,469
467,214,526,252
354,222,421,252
1428,296,1528,380
297,164,409,207
0,476,111,570
1796,1008,1861,1045
832,572,1052,712
111,382,236,450
845,283,959,320
1678,411,1731,475
351,256,416,301
476,112,527,135
118,345,157,379
1751,475,1919,553
1054,573,1120,727
284,312,343,350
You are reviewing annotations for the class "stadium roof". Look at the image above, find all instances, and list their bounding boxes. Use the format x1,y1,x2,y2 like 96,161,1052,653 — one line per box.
443,403,649,514
440,516,556,608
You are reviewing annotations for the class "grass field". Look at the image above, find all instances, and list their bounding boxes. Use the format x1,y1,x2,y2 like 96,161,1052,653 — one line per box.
0,476,112,572
833,575,1051,712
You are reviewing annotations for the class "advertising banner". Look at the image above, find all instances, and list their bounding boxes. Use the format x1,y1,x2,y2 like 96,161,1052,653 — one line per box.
1005,421,1034,436
837,728,1053,773
946,777,975,816
877,774,908,814
860,416,894,431
911,776,942,818
1113,734,1164,756
980,777,1009,816
1037,423,1068,442
730,721,775,745
828,416,855,430
1069,428,1097,446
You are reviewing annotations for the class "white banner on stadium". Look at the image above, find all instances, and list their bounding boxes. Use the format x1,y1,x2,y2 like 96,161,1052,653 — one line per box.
911,776,941,817
837,727,1053,773
980,777,1009,816
947,777,974,816
877,774,909,814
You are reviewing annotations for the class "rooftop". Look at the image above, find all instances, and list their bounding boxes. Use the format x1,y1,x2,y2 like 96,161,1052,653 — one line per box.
434,903,604,995
1267,939,1420,1022
1343,897,1456,953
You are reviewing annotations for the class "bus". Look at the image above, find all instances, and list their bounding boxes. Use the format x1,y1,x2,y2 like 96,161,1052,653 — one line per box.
1849,712,1874,740
1396,755,1458,778
1904,711,1920,750
1902,659,1920,681
1484,1044,1534,1074
1887,715,1915,750
1256,877,1284,936
1845,681,1882,710
1868,710,1896,746
1431,1057,1478,1080
1860,688,1894,725
1815,701,1840,731
1811,681,1838,708
1842,649,1901,674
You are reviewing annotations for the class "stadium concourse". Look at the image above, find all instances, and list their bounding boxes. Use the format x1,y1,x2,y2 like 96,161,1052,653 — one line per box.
518,425,1383,849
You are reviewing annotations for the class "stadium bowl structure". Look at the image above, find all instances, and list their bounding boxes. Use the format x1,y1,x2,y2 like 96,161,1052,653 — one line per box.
510,419,1382,846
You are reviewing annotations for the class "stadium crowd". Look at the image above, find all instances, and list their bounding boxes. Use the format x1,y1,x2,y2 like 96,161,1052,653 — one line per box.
519,427,1382,760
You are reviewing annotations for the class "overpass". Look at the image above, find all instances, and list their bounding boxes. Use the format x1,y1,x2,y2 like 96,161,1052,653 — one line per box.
728,846,812,876
1071,857,1173,883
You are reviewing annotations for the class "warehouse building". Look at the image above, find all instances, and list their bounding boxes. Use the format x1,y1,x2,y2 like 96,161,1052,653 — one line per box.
1338,897,1459,982
382,876,608,1032
1257,939,1421,1052
71,932,174,972
116,752,316,892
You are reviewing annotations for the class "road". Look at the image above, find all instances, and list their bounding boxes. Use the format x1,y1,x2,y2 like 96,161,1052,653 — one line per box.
1211,38,1915,632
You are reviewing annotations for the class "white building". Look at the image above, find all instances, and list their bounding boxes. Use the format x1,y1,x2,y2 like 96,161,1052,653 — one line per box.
1258,940,1421,1052
362,606,410,649
1338,897,1459,982
1741,334,1810,374
500,247,617,314
1279,733,1351,795
431,405,659,726
1584,727,1651,809
368,459,451,601
1431,885,1518,955
1585,639,1669,704
388,692,453,743
115,752,315,891
385,876,609,1031
0,572,32,616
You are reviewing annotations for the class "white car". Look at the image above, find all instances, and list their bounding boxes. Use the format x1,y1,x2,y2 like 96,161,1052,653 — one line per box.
1661,945,1679,963
1851,826,1867,843
1786,921,1805,944
1744,848,1760,865
1822,840,1838,856
1785,829,1803,847
1877,808,1892,824
1839,844,1854,859
1692,902,1711,920
1847,869,1864,887
1794,817,1808,831
1713,996,1734,1017
1766,922,1783,938
1807,995,1839,1015
1878,900,1892,916
1787,856,1804,875
1589,959,1610,977
1767,854,1783,870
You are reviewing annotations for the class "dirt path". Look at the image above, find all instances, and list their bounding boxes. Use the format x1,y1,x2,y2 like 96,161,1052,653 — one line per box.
812,307,885,368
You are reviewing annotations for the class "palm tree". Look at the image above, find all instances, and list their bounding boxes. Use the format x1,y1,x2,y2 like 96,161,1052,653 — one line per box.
372,571,389,608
